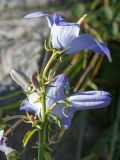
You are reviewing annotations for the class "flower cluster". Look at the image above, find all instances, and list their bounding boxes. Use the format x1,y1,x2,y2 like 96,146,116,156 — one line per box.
8,11,112,160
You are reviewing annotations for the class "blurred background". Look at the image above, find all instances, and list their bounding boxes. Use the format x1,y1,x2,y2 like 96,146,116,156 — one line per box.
0,0,120,159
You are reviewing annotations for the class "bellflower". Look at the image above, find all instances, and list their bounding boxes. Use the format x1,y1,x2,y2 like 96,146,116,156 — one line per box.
20,74,111,129
0,130,14,156
24,12,112,62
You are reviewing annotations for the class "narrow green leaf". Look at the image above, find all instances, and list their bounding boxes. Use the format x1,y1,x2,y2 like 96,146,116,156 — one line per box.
23,128,37,147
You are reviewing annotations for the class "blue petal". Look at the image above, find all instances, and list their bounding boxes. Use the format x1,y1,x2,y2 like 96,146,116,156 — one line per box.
61,117,72,129
51,24,80,49
20,100,37,113
24,12,79,27
46,74,70,117
24,12,55,27
70,91,111,101
69,90,111,110
24,12,72,28
70,101,111,110
24,12,49,18
65,34,111,61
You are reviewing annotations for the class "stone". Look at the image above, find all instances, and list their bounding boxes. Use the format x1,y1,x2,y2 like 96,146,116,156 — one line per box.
0,0,49,10
0,13,49,91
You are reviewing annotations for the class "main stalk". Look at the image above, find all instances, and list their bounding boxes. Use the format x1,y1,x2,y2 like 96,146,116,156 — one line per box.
38,50,58,160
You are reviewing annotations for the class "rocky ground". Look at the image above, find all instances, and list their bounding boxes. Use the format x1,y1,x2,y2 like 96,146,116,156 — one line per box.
0,0,50,92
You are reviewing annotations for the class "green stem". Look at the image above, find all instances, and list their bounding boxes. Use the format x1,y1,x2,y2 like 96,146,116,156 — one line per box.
38,50,58,160
38,85,46,160
42,50,58,78
38,131,42,160
41,85,47,122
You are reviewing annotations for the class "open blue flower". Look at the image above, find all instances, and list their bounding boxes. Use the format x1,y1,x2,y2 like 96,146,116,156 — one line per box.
24,12,112,62
20,74,73,128
20,74,111,129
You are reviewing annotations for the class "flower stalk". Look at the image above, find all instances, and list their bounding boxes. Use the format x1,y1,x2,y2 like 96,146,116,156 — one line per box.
42,50,58,79
38,50,59,160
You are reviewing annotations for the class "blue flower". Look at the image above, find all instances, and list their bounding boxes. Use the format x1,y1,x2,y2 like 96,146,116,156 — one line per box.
0,130,14,156
24,12,112,62
20,74,111,129
20,75,72,126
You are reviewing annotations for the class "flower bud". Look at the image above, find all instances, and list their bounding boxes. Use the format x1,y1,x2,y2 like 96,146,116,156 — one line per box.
31,75,40,90
10,69,30,91
68,91,111,110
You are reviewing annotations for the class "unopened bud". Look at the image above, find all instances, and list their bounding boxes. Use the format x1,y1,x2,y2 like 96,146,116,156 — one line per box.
77,14,87,25
31,75,40,90
10,69,30,91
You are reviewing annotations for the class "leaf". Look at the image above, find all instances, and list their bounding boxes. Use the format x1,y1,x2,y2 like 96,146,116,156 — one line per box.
44,151,52,160
50,114,63,129
23,128,37,147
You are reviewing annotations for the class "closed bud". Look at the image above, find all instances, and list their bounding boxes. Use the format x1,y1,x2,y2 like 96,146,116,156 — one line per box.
10,69,30,91
31,75,40,90
68,91,111,110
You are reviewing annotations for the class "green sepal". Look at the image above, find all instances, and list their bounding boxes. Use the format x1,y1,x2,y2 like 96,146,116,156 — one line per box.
44,38,53,52
7,150,20,160
49,114,63,129
23,128,37,147
58,47,70,55
62,100,70,117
